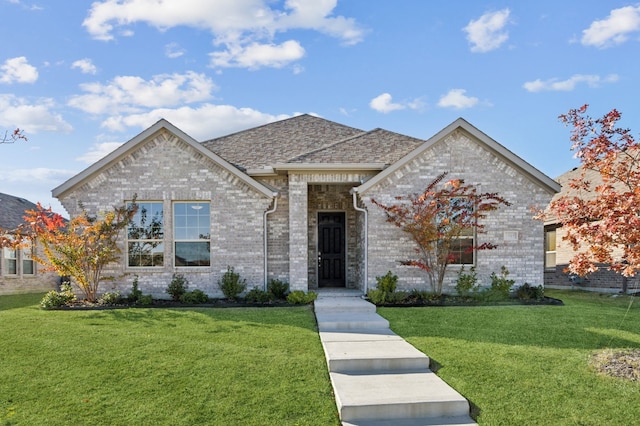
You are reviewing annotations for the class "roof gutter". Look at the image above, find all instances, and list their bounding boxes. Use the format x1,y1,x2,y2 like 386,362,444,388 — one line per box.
351,188,368,295
263,194,279,290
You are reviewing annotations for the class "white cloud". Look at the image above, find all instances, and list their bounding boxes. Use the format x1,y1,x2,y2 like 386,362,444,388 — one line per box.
210,40,305,69
0,94,72,133
165,42,186,58
0,56,38,84
369,93,423,114
76,142,124,163
523,74,619,92
437,89,479,109
82,0,364,69
100,103,291,140
582,5,640,48
463,9,511,53
68,71,217,114
71,58,98,74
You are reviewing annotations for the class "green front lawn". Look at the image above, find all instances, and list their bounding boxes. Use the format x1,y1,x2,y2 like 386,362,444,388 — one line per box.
3,290,639,425
379,289,640,425
0,293,339,425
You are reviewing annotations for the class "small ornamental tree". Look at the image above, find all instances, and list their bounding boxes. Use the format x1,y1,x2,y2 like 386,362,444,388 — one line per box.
1,128,27,144
23,202,137,302
372,172,510,295
542,105,640,285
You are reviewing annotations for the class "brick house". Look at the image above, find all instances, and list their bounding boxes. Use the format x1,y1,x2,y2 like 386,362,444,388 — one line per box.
0,192,59,295
52,115,559,298
544,166,638,293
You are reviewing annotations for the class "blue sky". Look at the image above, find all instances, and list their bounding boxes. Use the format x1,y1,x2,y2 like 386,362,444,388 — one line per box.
1,0,638,215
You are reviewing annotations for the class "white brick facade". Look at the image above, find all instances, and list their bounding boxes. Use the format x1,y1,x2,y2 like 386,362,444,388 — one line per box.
52,117,559,298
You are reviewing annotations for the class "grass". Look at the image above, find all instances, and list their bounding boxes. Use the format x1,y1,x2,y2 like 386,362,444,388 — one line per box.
3,290,639,425
378,289,640,425
0,293,339,425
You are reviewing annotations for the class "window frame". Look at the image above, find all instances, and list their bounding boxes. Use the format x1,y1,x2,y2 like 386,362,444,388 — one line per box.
126,201,165,268
439,196,476,267
545,229,557,271
173,201,211,268
3,246,17,276
22,240,34,275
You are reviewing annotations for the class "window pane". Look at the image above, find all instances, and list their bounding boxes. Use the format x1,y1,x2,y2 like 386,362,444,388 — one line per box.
128,202,164,239
128,242,164,267
546,230,556,251
127,202,163,267
23,259,34,275
546,252,556,269
4,248,17,275
175,242,210,266
450,238,474,265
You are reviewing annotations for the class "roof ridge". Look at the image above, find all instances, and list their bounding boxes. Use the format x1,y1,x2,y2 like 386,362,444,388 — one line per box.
285,128,375,162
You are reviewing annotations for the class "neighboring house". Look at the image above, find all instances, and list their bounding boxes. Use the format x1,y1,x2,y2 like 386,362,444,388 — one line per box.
544,166,638,293
52,115,560,298
0,192,58,295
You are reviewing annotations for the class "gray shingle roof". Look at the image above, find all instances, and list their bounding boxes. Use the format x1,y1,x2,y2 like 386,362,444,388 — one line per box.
287,128,425,164
0,192,37,231
201,114,365,170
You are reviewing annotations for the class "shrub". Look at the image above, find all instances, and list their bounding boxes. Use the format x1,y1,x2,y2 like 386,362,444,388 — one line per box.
245,287,272,303
286,290,317,304
267,279,289,300
490,266,515,295
376,271,398,293
219,266,246,300
127,275,143,303
408,289,440,303
166,274,188,301
180,289,209,304
99,291,122,305
138,294,153,305
515,283,544,300
367,271,400,305
455,266,479,296
479,266,515,302
40,283,76,309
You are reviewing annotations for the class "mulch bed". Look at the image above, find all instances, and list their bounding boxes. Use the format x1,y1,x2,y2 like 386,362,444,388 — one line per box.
55,299,295,310
370,296,564,308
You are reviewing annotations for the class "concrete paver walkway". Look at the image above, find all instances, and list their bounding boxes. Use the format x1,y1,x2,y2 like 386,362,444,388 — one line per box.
315,292,477,426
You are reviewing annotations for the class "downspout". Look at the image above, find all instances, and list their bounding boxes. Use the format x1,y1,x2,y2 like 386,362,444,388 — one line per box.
263,194,279,291
351,189,369,294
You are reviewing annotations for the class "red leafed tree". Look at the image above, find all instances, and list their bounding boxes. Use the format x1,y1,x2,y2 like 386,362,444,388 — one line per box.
23,202,137,302
372,172,510,295
1,128,27,144
544,104,640,283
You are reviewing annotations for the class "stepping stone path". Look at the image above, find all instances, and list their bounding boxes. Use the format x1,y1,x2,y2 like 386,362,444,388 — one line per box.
315,292,477,426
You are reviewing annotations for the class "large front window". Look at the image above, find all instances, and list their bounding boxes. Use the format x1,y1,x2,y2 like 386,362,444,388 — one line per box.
174,202,210,267
127,202,164,267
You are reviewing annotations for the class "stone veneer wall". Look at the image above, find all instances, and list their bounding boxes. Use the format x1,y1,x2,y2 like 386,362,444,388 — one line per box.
361,129,554,293
56,129,272,298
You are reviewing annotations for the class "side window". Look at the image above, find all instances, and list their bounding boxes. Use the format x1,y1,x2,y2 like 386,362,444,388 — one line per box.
3,247,17,275
441,197,475,266
22,241,34,275
545,229,557,270
127,202,164,267
174,202,211,267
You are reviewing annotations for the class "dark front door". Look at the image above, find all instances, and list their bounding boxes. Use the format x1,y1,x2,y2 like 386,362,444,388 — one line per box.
318,212,346,288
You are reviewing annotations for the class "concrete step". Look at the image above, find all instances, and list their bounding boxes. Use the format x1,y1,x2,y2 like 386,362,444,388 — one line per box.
342,415,478,425
316,312,390,331
330,370,471,423
322,338,430,373
314,296,376,314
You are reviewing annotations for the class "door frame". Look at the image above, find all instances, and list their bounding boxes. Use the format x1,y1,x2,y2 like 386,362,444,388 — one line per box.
316,210,347,288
